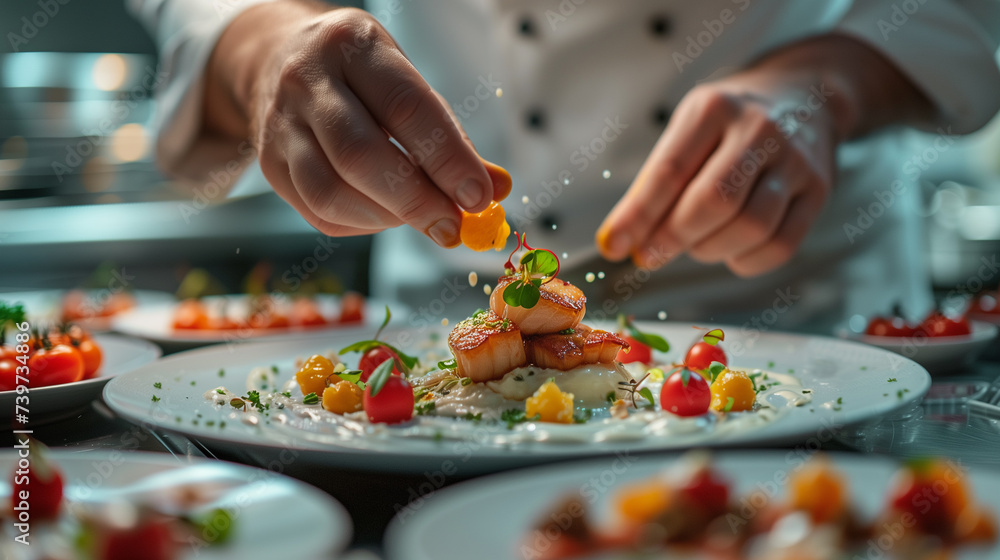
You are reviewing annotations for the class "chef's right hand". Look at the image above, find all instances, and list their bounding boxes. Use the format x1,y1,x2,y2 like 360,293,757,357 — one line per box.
207,3,501,247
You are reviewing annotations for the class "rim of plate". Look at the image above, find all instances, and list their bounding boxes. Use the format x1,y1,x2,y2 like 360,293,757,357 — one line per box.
838,319,998,347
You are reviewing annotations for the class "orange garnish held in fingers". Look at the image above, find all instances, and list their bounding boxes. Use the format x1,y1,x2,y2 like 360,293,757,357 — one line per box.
482,159,513,202
460,201,511,252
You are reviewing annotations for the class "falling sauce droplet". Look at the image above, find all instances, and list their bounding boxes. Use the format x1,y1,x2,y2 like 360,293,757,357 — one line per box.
521,195,530,204
236,248,240,254
597,271,605,279
657,311,667,320
483,284,492,295
585,272,596,283
562,252,568,259
551,224,557,230
563,177,571,185
441,318,449,327
495,87,503,98
468,271,478,287
602,170,611,179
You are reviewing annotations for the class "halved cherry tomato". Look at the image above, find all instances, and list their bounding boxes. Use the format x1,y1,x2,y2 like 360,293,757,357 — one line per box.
684,342,727,371
866,316,915,337
363,374,414,424
358,346,402,382
28,344,84,387
339,292,365,324
615,335,651,365
919,311,971,337
660,369,711,417
0,358,18,391
11,440,63,520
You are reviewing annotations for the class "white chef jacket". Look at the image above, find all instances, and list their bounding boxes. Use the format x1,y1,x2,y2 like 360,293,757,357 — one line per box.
130,0,1000,332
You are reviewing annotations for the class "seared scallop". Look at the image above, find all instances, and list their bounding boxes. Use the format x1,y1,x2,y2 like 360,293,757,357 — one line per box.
523,324,629,370
448,310,527,382
489,276,586,335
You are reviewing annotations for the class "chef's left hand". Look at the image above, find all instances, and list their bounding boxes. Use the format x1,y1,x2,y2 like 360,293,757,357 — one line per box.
595,35,931,277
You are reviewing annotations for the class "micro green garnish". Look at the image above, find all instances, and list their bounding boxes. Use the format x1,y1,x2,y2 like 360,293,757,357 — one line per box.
338,305,419,373
153,382,162,389
605,391,617,405
722,397,735,412
500,408,540,429
230,398,246,411
888,378,898,382
244,390,267,412
335,369,364,385
0,303,27,339
501,232,560,310
767,361,775,368
749,372,762,392
437,358,457,370
186,509,234,546
218,369,225,377
366,358,395,397
190,381,196,386
463,412,482,422
702,328,725,346
271,365,279,374
415,401,436,415
802,389,812,394
573,409,593,424
302,392,319,405
151,395,161,403
559,328,575,335
215,389,225,395
617,314,670,352
460,377,472,386
281,391,292,398
464,309,511,331
618,370,653,408
707,361,727,383
836,397,843,405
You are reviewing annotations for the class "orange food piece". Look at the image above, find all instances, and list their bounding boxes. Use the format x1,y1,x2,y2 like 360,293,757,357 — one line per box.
172,299,209,330
296,354,335,397
525,380,575,423
322,379,364,414
788,456,848,524
955,507,998,543
482,159,513,202
460,201,510,252
615,482,673,525
709,369,756,412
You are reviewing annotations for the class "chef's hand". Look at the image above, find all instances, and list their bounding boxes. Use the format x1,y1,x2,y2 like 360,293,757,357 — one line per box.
203,2,504,247
595,35,932,277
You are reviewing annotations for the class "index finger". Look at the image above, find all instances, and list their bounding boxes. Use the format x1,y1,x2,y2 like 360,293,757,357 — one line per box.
338,18,493,213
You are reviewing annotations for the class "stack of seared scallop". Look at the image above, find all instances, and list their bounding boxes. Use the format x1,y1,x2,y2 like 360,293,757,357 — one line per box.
448,276,629,382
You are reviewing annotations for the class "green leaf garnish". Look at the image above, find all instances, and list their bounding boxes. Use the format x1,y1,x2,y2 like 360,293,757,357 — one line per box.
708,361,727,382
573,408,593,423
302,392,319,405
366,358,395,397
617,314,670,352
500,408,540,429
637,387,655,409
499,233,561,310
335,369,364,384
415,401,436,415
702,328,725,346
722,396,735,412
502,280,540,308
187,509,234,545
463,412,482,422
605,391,617,404
375,305,391,341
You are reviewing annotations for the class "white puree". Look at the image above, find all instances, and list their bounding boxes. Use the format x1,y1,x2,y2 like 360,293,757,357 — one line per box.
204,365,811,447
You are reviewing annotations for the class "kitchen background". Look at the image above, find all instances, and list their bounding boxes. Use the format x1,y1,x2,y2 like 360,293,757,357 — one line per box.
1,0,999,309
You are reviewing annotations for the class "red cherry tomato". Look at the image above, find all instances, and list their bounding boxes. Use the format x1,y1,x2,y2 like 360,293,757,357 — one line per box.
866,316,915,337
339,292,365,324
679,467,731,519
0,358,18,391
684,342,727,371
363,374,414,424
919,312,971,337
75,338,103,380
11,443,63,520
172,300,209,330
615,335,652,365
98,518,177,560
28,345,85,387
358,346,402,382
660,369,711,417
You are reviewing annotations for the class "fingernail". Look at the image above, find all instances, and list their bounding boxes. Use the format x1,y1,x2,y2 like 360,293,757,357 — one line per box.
457,178,486,210
428,218,460,248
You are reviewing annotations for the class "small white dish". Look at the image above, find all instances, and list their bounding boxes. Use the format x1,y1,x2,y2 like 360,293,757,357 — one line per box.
836,320,998,375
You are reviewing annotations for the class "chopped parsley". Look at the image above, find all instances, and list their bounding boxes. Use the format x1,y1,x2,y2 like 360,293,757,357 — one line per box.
462,412,482,422
302,392,319,405
218,369,225,377
215,388,226,395
415,401,436,416
888,378,898,382
151,395,161,403
500,408,540,429
153,382,162,389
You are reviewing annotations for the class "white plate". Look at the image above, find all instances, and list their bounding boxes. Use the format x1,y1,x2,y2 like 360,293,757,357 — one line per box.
0,333,161,429
0,289,175,332
103,323,931,475
836,320,998,374
111,294,409,351
0,450,350,560
384,451,1000,560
